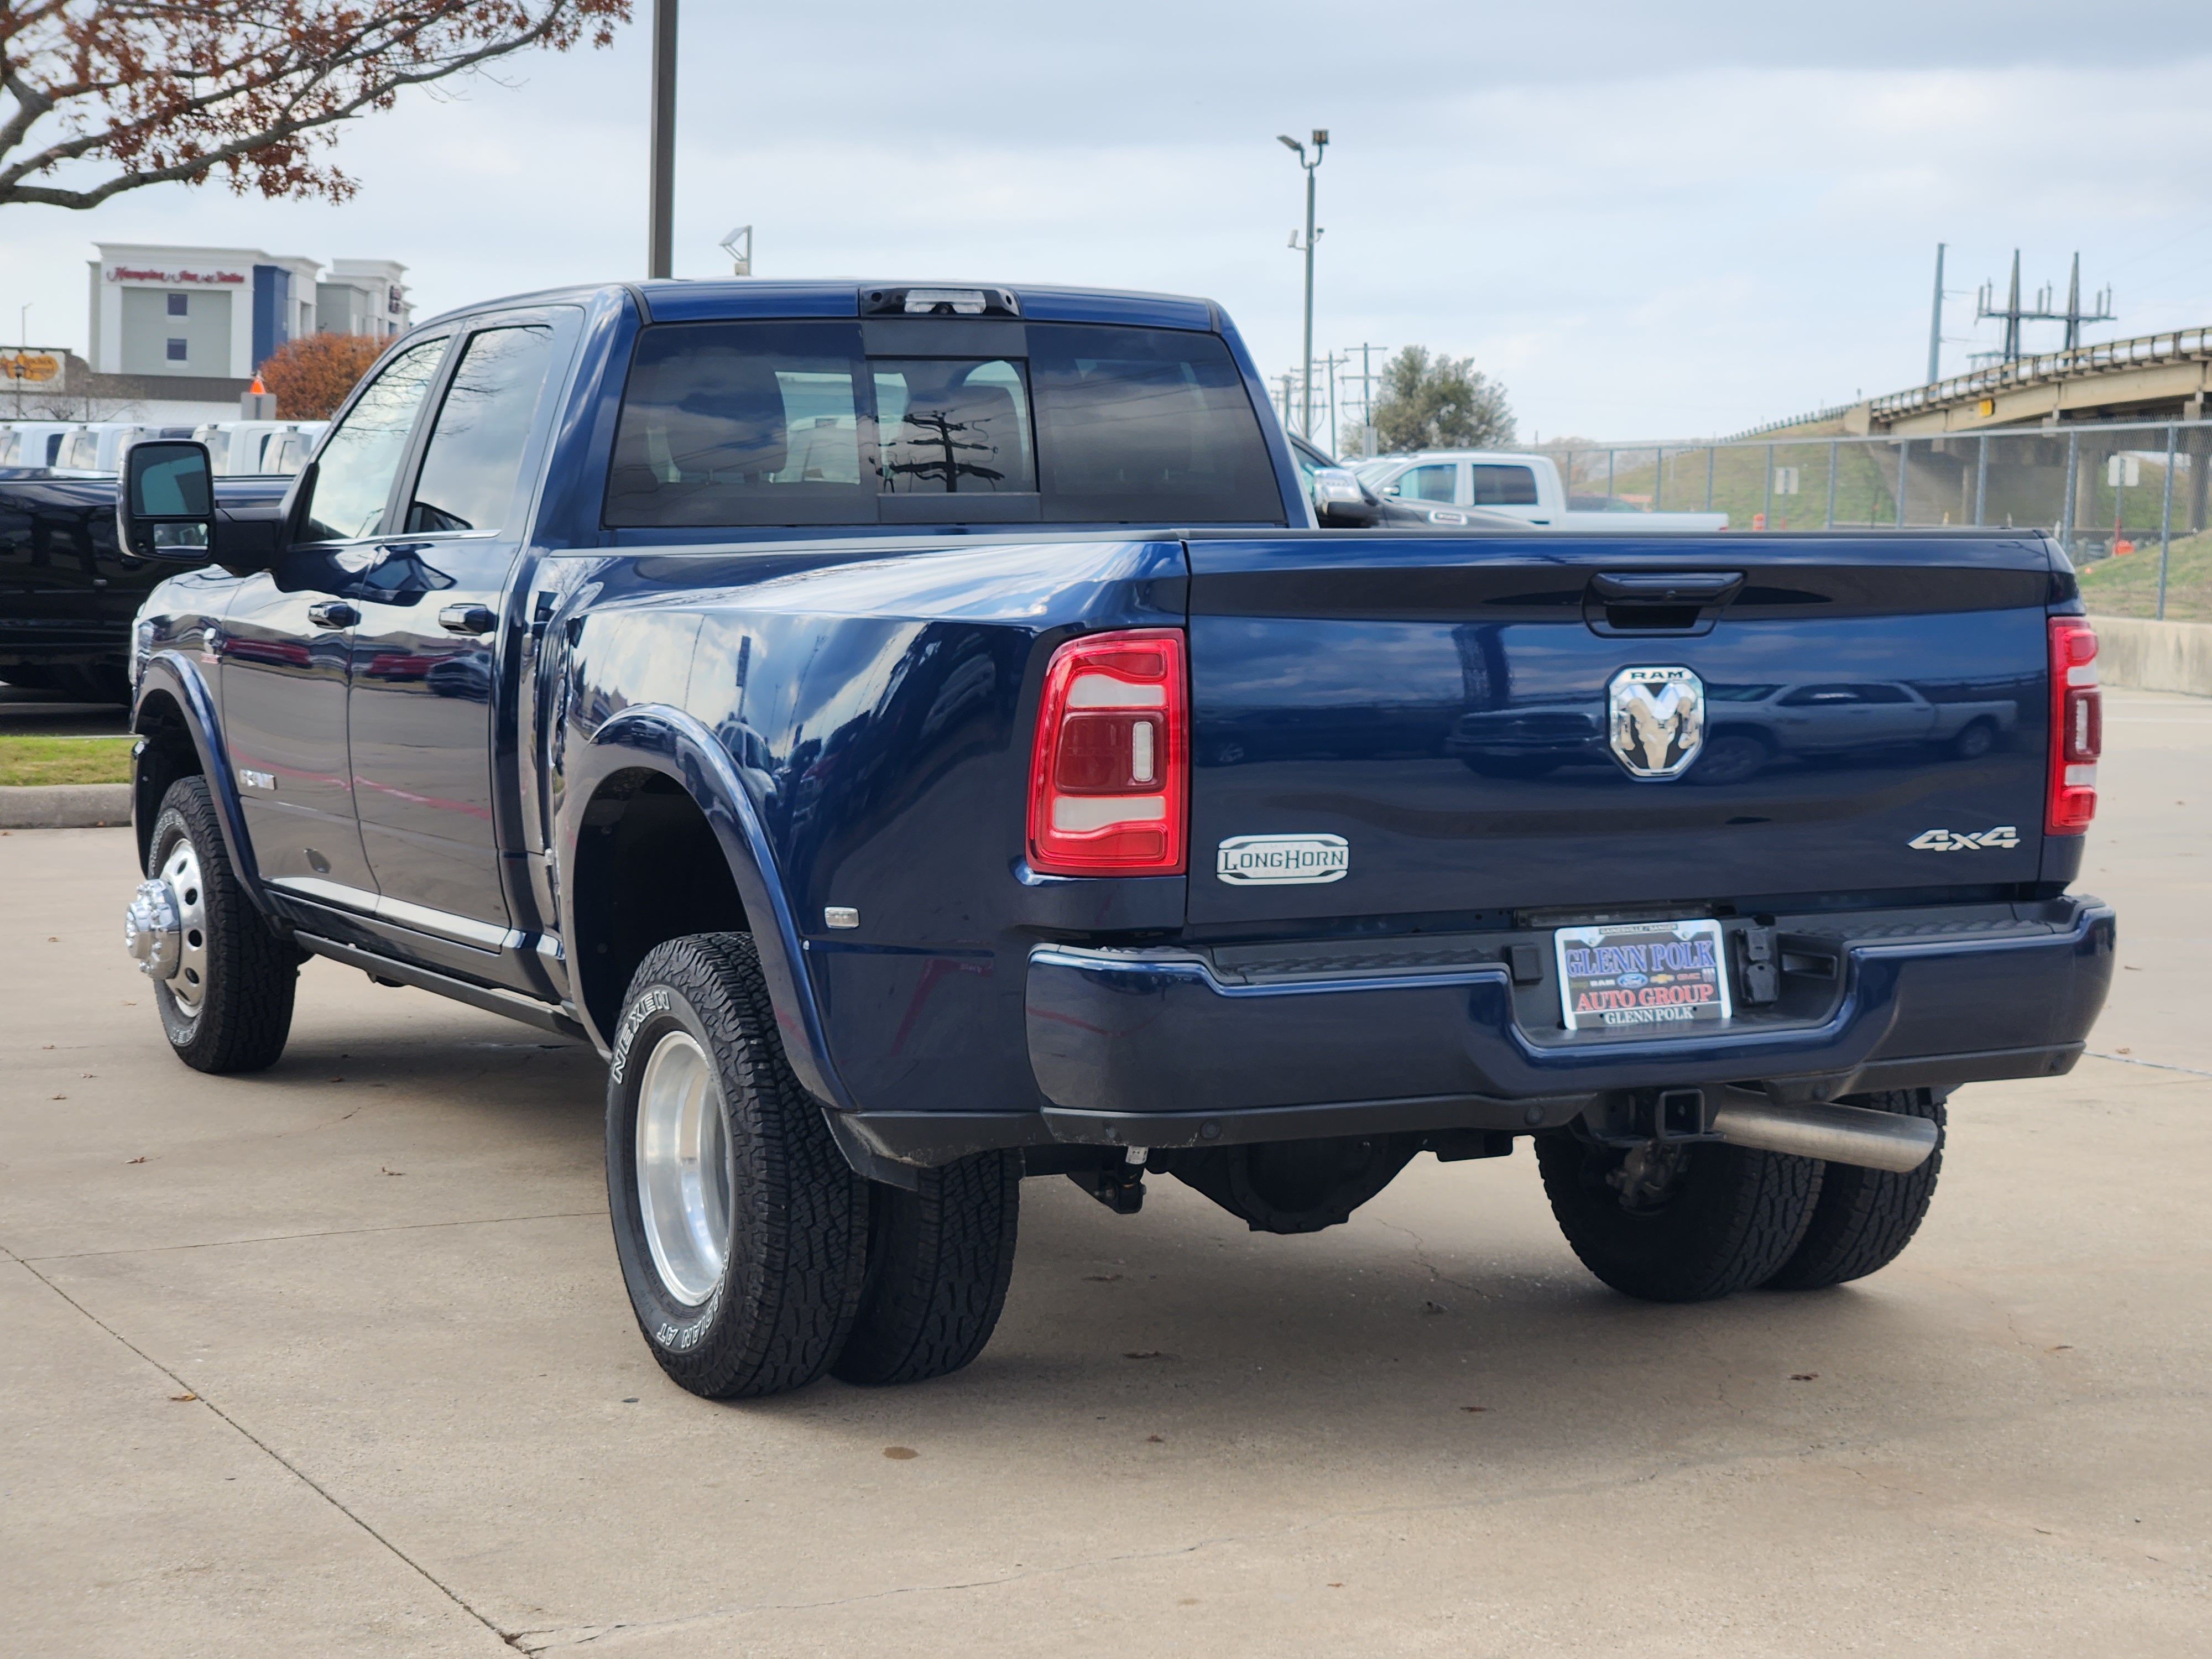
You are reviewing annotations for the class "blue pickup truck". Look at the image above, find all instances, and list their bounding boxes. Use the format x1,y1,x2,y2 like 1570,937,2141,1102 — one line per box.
112,279,2114,1399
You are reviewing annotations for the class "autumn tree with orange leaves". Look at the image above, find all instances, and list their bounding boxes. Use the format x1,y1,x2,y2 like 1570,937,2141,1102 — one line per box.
257,329,389,418
0,1,630,211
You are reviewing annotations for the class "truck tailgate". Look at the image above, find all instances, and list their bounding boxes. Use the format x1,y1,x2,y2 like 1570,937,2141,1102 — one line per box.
1183,533,2057,925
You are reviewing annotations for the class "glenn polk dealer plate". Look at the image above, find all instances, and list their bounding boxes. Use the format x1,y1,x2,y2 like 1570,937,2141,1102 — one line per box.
1554,917,1733,1034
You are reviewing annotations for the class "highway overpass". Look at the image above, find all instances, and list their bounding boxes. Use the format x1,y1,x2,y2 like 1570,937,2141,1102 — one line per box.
1852,325,2211,436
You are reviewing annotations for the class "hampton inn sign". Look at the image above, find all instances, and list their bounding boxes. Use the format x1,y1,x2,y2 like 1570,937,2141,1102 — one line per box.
88,243,411,383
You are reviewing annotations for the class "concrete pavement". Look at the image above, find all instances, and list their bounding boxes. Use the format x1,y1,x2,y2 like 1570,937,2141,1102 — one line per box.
3,690,2206,1656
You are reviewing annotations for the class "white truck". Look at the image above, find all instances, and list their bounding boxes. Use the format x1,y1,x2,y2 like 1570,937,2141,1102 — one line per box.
1355,450,1730,533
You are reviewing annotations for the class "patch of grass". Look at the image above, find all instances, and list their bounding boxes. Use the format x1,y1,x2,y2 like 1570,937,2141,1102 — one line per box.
2078,529,2212,622
0,734,135,787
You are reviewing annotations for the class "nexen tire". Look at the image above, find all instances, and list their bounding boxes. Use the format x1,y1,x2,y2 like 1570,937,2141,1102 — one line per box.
605,934,867,1399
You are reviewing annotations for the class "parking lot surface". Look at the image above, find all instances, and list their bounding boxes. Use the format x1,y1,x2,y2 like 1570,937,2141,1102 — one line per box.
3,689,2207,1656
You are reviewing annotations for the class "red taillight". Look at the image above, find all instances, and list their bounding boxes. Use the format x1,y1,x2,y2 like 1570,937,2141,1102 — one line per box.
1026,628,1187,875
2046,617,2100,836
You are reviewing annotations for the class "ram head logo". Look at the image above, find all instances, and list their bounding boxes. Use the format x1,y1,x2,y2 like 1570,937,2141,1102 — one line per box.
1607,666,1705,779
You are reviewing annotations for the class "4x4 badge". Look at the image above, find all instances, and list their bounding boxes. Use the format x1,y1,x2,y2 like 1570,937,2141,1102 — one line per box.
1908,826,2020,852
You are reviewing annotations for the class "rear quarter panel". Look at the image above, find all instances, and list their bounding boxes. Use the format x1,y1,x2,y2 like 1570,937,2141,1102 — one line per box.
552,536,1186,1114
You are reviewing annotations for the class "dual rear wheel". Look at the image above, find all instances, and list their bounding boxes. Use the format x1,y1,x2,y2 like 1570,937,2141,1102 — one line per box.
605,935,1019,1399
1535,1090,1947,1301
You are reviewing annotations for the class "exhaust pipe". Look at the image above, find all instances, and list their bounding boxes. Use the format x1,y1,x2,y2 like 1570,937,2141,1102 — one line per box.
1710,1097,1937,1173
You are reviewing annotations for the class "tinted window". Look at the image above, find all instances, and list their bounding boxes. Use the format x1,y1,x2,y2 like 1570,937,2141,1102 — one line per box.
406,326,556,534
301,339,445,542
1027,325,1280,523
1470,463,1540,505
604,320,1282,528
607,322,869,528
1396,463,1458,503
874,358,1034,493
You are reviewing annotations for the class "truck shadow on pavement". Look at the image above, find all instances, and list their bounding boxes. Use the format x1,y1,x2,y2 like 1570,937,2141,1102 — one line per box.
248,990,1965,1448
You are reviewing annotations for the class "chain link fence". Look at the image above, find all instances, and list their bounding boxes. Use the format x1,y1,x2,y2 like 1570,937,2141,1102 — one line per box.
1534,419,2212,621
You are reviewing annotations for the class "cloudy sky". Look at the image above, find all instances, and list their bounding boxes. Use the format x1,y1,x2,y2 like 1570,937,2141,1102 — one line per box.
5,0,2209,442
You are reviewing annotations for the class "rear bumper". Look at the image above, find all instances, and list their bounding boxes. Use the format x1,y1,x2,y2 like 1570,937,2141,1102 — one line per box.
1020,895,2114,1148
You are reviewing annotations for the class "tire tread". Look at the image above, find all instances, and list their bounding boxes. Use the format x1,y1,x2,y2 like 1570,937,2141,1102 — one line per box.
832,1152,1020,1386
612,933,867,1399
151,777,296,1074
1764,1089,1945,1290
1537,1133,1821,1302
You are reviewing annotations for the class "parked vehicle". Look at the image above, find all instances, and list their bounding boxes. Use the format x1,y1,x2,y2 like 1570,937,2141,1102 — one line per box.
113,279,2109,1400
191,421,327,477
0,457,286,699
264,427,318,475
54,421,206,476
0,421,320,699
1,421,82,470
1288,434,1522,530
1357,450,1731,533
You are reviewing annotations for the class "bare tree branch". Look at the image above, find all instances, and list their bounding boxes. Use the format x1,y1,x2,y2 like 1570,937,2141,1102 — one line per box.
0,1,630,211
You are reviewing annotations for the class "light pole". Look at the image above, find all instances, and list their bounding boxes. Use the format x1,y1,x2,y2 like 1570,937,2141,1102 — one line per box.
647,0,678,278
1277,129,1327,440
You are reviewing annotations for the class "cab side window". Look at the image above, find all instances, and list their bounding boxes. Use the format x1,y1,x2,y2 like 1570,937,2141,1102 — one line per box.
406,326,556,534
1396,463,1458,503
299,338,446,542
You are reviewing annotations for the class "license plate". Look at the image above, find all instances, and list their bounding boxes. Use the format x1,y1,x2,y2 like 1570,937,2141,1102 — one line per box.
1554,917,1732,1034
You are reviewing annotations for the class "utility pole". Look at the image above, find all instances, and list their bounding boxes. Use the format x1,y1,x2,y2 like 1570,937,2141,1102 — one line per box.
646,0,679,279
1277,129,1328,439
1926,243,1945,385
1317,350,1348,455
1341,342,1389,456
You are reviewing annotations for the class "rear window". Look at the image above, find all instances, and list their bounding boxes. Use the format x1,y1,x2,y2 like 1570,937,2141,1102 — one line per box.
1470,463,1539,505
604,320,1282,528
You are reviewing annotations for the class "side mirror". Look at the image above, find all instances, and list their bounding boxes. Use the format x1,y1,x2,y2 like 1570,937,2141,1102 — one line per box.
1310,466,1378,528
118,441,216,562
1379,483,1401,498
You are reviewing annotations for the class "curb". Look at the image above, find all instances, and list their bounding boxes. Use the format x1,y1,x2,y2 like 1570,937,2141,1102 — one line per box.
0,783,133,829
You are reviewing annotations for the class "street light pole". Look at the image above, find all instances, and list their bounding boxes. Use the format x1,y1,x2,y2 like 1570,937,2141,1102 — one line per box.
1277,129,1328,440
647,0,679,279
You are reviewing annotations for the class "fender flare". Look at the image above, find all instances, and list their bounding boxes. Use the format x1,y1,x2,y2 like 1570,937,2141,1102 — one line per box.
132,651,273,915
560,705,854,1110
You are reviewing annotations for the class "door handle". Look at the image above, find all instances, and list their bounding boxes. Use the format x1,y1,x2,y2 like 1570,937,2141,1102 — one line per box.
306,600,359,629
439,603,496,635
1589,571,1744,603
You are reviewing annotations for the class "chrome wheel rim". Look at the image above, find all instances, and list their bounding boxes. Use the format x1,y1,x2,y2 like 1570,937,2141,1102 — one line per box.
635,1030,731,1306
160,837,210,1015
